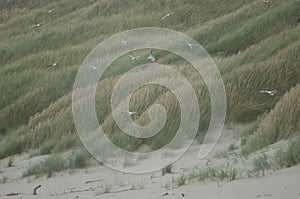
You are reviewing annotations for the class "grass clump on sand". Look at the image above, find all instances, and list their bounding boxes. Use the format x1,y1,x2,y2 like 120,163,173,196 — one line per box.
0,176,8,184
248,154,271,177
23,154,66,178
172,175,187,187
247,136,300,177
214,143,238,159
23,149,91,178
162,164,172,176
167,164,239,189
274,136,300,169
68,149,91,169
7,158,14,167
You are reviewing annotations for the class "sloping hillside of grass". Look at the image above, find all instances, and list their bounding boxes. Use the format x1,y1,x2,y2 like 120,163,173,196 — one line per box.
242,84,300,155
0,0,299,158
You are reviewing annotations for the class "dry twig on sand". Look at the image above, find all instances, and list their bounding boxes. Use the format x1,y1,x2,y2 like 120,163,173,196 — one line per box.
33,185,42,195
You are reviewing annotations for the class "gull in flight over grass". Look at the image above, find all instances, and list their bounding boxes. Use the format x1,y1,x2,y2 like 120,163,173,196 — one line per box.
147,50,156,62
47,62,58,68
260,90,279,96
161,12,173,21
121,111,140,116
90,65,100,71
45,8,55,14
261,0,269,3
129,55,140,61
176,40,197,50
31,23,43,28
121,36,128,46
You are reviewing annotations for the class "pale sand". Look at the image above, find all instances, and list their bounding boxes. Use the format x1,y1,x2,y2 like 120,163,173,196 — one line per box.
0,125,299,199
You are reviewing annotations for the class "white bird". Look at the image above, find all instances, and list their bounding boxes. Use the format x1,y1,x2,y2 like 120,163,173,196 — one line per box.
45,8,55,14
177,40,197,50
90,65,99,71
129,55,140,61
121,111,140,116
47,62,58,68
161,12,173,21
121,36,128,46
261,0,269,3
147,50,156,62
31,23,43,28
260,90,279,96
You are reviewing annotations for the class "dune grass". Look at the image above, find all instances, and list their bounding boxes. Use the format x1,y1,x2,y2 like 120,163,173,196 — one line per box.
22,149,91,178
165,163,239,189
23,154,66,178
246,136,300,177
162,164,173,176
241,84,300,155
0,0,299,158
274,136,300,169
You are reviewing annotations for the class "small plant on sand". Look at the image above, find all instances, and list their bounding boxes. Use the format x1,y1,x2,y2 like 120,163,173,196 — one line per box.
162,164,172,175
214,149,228,159
224,165,238,181
228,143,238,152
163,182,172,190
215,143,237,159
68,149,90,169
173,175,186,187
250,154,271,177
7,158,14,167
0,176,8,184
240,137,247,147
131,181,145,190
103,182,112,193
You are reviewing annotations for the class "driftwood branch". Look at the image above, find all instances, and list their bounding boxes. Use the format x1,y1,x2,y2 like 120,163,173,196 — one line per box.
33,185,42,195
85,179,104,184
6,192,19,196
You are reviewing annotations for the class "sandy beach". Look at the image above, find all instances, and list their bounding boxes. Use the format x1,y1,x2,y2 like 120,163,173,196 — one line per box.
1,126,299,199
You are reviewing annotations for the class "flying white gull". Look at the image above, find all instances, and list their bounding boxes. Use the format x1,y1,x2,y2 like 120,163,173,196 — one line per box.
45,8,55,14
176,40,197,50
31,23,43,28
261,0,269,3
147,50,156,62
47,62,58,68
121,36,128,46
90,65,100,71
129,55,140,61
260,90,279,96
161,12,173,21
121,111,140,116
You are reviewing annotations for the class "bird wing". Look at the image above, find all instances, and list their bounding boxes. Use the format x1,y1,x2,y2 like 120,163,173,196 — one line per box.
161,15,167,21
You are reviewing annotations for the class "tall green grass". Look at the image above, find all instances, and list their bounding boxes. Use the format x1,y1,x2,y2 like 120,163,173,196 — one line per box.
0,0,299,158
242,84,300,155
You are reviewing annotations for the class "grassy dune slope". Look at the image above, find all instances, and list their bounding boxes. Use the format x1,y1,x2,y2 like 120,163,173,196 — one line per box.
0,0,299,158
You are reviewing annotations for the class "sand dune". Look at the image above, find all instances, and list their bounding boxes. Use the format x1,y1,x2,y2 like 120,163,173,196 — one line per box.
0,126,299,199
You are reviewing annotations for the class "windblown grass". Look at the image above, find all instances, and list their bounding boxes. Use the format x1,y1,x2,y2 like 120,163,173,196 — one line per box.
274,136,300,168
23,154,66,178
166,163,239,189
23,149,91,178
162,164,172,176
0,0,299,158
242,84,300,155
